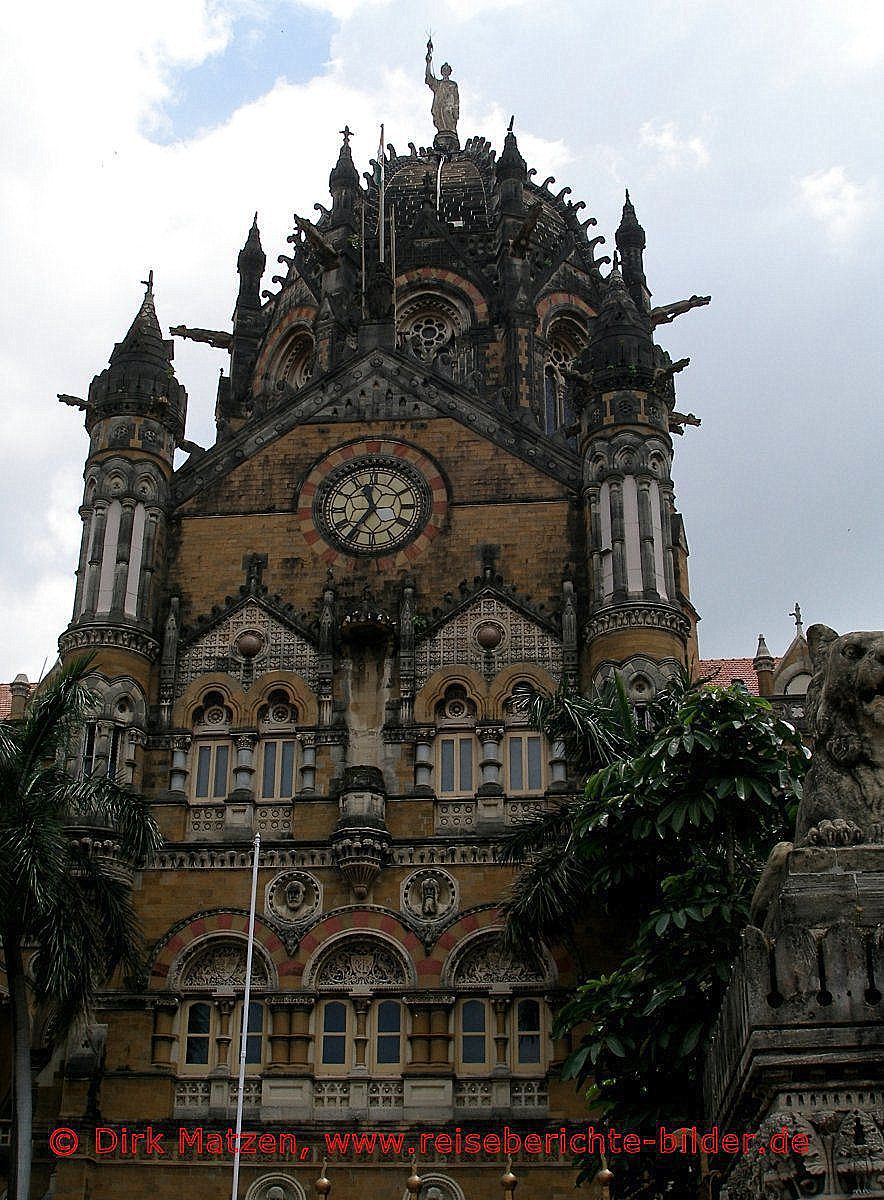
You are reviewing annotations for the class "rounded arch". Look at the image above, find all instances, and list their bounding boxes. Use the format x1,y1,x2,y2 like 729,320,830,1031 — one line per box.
414,666,488,723
301,929,418,991
396,268,489,324
537,290,597,335
254,306,319,389
172,933,276,991
440,926,556,990
244,1175,306,1200
402,1174,467,1200
243,672,318,726
173,673,247,728
487,664,558,721
149,911,290,988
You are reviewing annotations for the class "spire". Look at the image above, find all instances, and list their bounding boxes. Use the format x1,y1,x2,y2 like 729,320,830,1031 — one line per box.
496,119,527,184
328,127,360,231
237,213,265,302
753,633,775,696
109,272,174,373
616,188,650,312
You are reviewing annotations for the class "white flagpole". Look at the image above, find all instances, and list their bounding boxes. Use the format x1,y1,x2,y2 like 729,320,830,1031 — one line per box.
230,830,261,1200
360,199,366,318
391,208,398,333
378,123,385,264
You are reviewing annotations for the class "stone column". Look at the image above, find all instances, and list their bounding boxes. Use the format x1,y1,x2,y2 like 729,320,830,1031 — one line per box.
637,478,659,598
407,1002,432,1067
414,734,433,794
609,479,627,600
111,498,136,614
299,736,317,794
548,740,568,790
150,999,179,1067
352,993,370,1071
169,735,191,794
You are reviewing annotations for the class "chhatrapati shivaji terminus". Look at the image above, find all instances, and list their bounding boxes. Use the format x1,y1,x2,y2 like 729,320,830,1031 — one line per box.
4,36,798,1200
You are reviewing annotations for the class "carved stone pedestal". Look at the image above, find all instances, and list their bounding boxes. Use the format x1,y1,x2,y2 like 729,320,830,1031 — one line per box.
705,846,884,1198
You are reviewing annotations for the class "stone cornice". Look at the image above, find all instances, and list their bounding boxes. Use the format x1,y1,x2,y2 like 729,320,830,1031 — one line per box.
59,624,160,663
585,602,690,643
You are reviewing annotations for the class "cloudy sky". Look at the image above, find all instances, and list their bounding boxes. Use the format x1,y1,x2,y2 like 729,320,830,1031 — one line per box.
1,0,881,681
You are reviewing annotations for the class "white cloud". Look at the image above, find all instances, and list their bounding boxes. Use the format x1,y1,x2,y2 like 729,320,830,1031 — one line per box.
0,1,570,679
639,119,709,171
797,165,878,247
829,0,884,68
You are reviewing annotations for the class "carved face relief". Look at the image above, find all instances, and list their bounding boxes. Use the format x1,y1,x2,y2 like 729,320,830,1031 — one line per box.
266,871,321,925
402,869,457,924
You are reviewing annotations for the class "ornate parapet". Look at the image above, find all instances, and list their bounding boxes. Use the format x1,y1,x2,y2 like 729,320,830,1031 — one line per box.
59,623,160,663
584,601,690,643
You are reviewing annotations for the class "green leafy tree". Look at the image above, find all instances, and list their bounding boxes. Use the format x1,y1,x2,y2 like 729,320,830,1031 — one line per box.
0,656,162,1200
501,678,808,1169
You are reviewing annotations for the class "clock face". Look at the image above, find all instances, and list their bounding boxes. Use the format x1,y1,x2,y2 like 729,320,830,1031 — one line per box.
314,456,432,556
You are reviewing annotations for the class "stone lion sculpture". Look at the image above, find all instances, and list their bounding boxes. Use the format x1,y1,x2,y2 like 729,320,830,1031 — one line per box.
794,624,884,846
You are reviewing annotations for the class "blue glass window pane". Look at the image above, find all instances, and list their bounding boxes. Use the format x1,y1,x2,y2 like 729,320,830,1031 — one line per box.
195,746,211,797
262,742,277,798
527,736,542,790
458,738,473,791
280,741,296,795
212,744,229,798
440,739,455,792
324,1002,346,1033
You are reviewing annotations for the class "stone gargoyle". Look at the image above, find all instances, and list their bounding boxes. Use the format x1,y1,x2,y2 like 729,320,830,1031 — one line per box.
794,624,884,846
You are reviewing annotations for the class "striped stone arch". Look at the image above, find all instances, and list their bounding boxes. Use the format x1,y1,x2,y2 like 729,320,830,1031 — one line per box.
253,305,320,384
296,909,424,987
536,290,597,335
413,906,503,988
149,910,290,987
439,923,561,990
396,268,489,324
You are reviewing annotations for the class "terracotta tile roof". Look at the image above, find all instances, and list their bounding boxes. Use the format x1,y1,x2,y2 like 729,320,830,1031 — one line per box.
698,658,760,695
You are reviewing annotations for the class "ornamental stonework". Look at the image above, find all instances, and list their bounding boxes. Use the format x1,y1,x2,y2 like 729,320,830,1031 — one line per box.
176,941,270,989
415,596,562,688
265,870,321,925
453,939,547,987
310,938,408,989
401,867,458,925
176,599,318,695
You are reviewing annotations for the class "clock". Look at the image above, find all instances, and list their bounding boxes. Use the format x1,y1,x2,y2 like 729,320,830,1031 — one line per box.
298,439,448,566
315,456,431,556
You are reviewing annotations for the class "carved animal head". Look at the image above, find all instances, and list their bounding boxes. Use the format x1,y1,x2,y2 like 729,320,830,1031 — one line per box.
806,625,884,764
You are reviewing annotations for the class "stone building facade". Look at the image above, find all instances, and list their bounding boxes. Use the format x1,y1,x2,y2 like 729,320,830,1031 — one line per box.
19,65,716,1200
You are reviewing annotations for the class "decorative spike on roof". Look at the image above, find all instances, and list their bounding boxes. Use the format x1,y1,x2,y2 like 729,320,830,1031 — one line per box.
495,123,527,182
238,213,265,273
109,273,174,370
616,188,646,250
330,127,360,191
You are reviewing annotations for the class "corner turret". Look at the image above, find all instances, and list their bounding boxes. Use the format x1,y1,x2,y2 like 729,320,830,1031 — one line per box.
61,276,185,666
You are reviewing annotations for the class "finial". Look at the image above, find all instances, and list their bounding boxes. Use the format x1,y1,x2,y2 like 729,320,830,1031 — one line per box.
406,1153,422,1197
594,1153,614,1199
339,124,354,145
507,114,514,133
612,251,620,272
790,602,804,637
253,210,258,224
625,187,631,203
314,1158,331,1197
501,1155,518,1198
141,269,154,294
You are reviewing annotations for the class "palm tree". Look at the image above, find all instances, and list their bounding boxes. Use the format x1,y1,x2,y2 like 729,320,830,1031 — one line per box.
498,671,687,958
0,655,162,1200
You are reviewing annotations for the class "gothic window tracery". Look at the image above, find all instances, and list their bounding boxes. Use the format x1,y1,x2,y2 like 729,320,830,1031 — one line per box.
275,328,315,391
75,678,145,786
543,317,586,436
397,294,466,373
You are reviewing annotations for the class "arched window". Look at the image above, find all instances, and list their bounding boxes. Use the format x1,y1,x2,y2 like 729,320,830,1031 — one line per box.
543,317,586,436
276,328,315,390
398,296,462,365
191,691,233,801
435,686,478,798
257,689,299,800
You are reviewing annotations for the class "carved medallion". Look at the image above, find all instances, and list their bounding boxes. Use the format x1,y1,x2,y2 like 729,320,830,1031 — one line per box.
401,868,458,925
266,870,321,926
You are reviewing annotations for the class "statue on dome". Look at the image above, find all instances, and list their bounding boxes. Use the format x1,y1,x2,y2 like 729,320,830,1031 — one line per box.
425,39,459,139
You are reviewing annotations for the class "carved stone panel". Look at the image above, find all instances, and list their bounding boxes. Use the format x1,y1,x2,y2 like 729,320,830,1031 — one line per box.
309,937,409,989
452,938,548,987
244,1175,306,1200
401,867,458,924
415,596,562,688
265,870,322,926
176,940,270,989
176,599,318,696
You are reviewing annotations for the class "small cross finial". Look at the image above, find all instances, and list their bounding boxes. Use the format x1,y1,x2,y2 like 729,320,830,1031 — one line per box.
339,124,354,145
612,250,620,272
790,602,804,636
141,269,154,294
625,187,631,203
507,114,514,133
